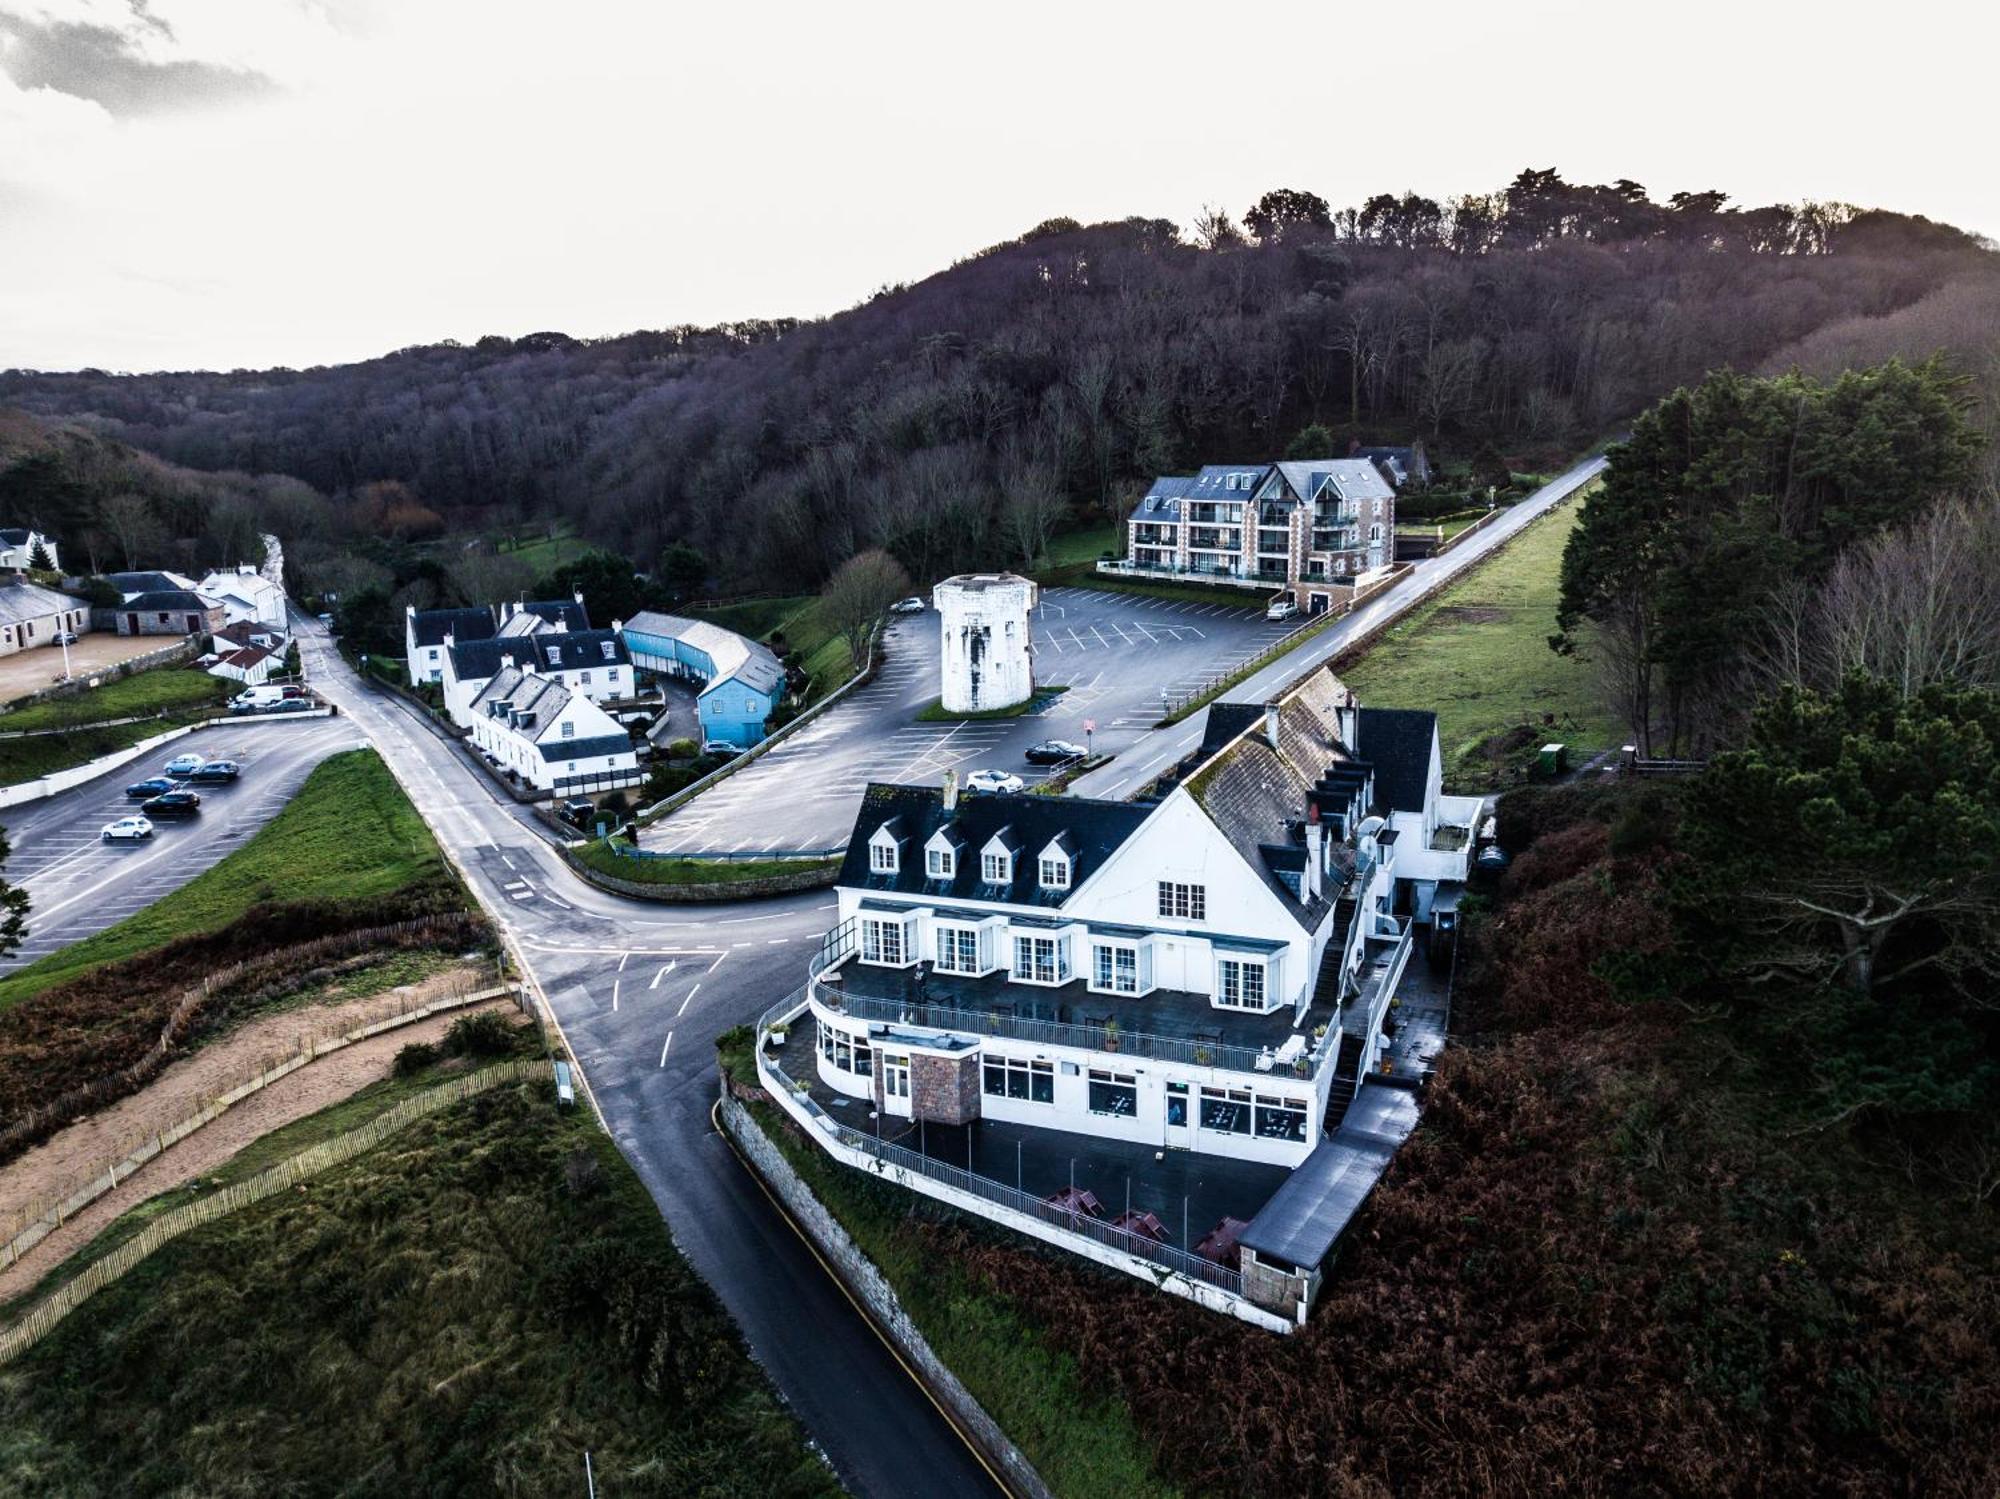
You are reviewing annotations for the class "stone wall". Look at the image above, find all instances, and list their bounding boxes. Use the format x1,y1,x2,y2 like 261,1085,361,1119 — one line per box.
563,849,839,903
718,1087,1054,1499
911,1052,980,1125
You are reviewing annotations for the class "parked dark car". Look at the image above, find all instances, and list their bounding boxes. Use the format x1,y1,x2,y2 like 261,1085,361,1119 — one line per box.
125,776,176,799
186,760,240,783
1024,739,1088,766
141,790,202,818
559,798,597,828
264,697,314,714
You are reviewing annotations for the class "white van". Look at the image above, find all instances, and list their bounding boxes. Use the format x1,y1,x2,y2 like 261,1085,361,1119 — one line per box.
231,685,287,712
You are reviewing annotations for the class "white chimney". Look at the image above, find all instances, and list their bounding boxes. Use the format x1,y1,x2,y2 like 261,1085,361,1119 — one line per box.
1264,700,1281,750
1304,804,1323,901
500,652,516,672
942,768,959,811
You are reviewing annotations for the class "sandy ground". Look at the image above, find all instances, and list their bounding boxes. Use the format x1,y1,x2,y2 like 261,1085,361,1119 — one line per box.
0,633,182,704
0,966,512,1303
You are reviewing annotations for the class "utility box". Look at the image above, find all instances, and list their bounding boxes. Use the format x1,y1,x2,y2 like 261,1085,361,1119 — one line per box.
1537,742,1568,777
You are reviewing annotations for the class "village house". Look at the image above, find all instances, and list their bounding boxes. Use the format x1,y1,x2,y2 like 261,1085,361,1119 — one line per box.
1116,457,1397,615
759,666,1481,1325
198,566,288,630
464,663,642,797
403,593,590,684
621,611,786,748
439,621,632,727
101,571,227,638
0,579,90,656
0,528,59,573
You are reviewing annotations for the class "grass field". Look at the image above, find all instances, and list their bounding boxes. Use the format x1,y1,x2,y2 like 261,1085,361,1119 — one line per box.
914,683,1068,721
720,1031,1172,1499
492,523,588,575
0,1075,838,1497
0,670,230,785
0,749,454,1011
1340,495,1625,789
578,841,835,886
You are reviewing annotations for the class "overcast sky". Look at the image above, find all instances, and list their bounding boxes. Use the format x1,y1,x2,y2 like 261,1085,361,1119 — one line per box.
2,0,1993,373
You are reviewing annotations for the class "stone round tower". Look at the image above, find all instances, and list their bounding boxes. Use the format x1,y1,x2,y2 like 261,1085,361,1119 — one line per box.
932,572,1038,714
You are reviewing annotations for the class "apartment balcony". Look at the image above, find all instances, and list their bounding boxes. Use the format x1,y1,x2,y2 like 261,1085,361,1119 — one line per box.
1311,529,1358,553
1131,524,1177,547
810,956,1342,1081
1098,559,1270,591
1314,503,1361,526
1256,527,1290,550
1185,503,1244,526
1187,528,1242,551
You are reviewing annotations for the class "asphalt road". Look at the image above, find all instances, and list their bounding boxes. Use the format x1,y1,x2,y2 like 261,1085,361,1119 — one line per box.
0,716,368,975
293,616,1000,1499
1070,455,1611,800
646,588,1305,855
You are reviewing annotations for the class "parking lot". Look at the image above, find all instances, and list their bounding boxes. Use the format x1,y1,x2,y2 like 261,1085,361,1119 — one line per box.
643,586,1305,855
0,716,365,974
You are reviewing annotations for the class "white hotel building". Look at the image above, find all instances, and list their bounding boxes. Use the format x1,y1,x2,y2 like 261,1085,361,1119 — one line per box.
757,668,1480,1324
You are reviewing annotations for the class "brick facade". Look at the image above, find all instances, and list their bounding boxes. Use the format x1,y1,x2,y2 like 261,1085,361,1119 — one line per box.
911,1052,981,1126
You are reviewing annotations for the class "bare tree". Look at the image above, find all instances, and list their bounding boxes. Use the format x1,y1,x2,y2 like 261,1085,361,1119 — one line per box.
99,492,159,571
998,440,1068,568
820,548,910,670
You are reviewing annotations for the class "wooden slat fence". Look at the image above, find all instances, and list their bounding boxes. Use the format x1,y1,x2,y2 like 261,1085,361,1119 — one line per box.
0,1059,543,1365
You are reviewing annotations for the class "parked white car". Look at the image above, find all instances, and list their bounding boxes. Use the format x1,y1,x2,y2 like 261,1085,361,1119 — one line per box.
889,596,926,614
1266,599,1299,621
102,815,154,842
965,769,1025,794
162,752,204,776
701,739,738,756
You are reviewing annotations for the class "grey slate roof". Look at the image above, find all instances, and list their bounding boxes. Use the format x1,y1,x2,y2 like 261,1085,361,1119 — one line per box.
105,570,196,597
1356,707,1437,814
410,606,497,650
1131,476,1197,521
0,581,83,625
449,627,629,683
1198,703,1262,758
0,529,32,547
1237,1082,1420,1270
1270,458,1395,507
537,733,632,764
1185,669,1359,929
122,589,218,614
840,782,1150,909
1186,463,1272,499
622,611,785,698
516,598,591,631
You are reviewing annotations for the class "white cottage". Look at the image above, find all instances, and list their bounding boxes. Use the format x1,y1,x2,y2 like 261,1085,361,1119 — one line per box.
465,664,641,797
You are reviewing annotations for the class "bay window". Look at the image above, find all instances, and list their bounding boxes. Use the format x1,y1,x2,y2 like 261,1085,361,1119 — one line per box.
1215,957,1268,1011
934,925,981,974
1010,933,1068,984
1092,942,1139,995
860,916,908,965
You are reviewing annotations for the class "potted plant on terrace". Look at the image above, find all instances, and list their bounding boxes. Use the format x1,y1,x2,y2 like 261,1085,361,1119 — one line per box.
1102,1017,1121,1053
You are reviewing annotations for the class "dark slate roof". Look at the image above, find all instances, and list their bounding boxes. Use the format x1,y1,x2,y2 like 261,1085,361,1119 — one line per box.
0,529,31,546
1131,475,1197,521
1238,1083,1420,1270
518,598,591,631
106,570,191,596
1356,707,1436,814
123,589,217,613
1198,703,1262,758
449,627,628,682
1186,463,1272,500
410,606,497,650
839,783,1150,909
537,734,633,763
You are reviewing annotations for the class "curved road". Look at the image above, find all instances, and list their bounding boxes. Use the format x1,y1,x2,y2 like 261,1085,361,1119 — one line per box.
0,716,367,975
293,620,999,1499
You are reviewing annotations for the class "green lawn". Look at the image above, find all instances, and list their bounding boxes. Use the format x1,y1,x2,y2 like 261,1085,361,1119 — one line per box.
0,749,455,1011
1340,494,1625,789
1029,523,1119,584
689,595,814,641
721,1031,1174,1499
493,523,588,575
915,683,1068,721
0,1078,838,1497
0,669,230,785
687,595,857,702
578,841,835,886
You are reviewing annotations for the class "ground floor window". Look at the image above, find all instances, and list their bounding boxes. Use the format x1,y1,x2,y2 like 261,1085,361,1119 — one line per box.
861,916,907,965
1088,1068,1138,1118
818,1025,874,1077
1166,1081,1189,1128
1199,1085,1253,1135
1254,1094,1309,1142
1011,933,1068,984
1092,942,1139,994
982,1055,1054,1103
1215,957,1268,1011
935,925,981,974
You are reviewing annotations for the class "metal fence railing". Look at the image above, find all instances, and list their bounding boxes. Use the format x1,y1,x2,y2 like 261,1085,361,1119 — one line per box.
757,1042,1244,1296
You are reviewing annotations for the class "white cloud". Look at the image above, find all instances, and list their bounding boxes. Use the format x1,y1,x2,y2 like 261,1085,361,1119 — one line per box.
0,0,1993,371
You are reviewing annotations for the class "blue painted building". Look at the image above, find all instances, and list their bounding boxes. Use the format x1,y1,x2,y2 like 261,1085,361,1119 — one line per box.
621,611,787,748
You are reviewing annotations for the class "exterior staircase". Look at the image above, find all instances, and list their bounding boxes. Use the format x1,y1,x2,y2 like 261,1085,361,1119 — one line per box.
1323,1032,1366,1132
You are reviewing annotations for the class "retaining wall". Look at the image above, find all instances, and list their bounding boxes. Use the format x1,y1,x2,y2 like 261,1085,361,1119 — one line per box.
562,848,839,903
718,1087,1054,1499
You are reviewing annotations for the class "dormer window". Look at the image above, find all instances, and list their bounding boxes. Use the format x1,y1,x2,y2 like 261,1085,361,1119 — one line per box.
600,640,615,659
868,822,902,874
1037,834,1073,891
981,849,1010,884
924,829,960,880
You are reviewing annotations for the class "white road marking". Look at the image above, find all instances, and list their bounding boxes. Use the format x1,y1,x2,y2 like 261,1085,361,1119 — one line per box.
659,1031,674,1067
677,982,701,1016
707,950,729,973
651,960,676,989
612,978,620,1011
